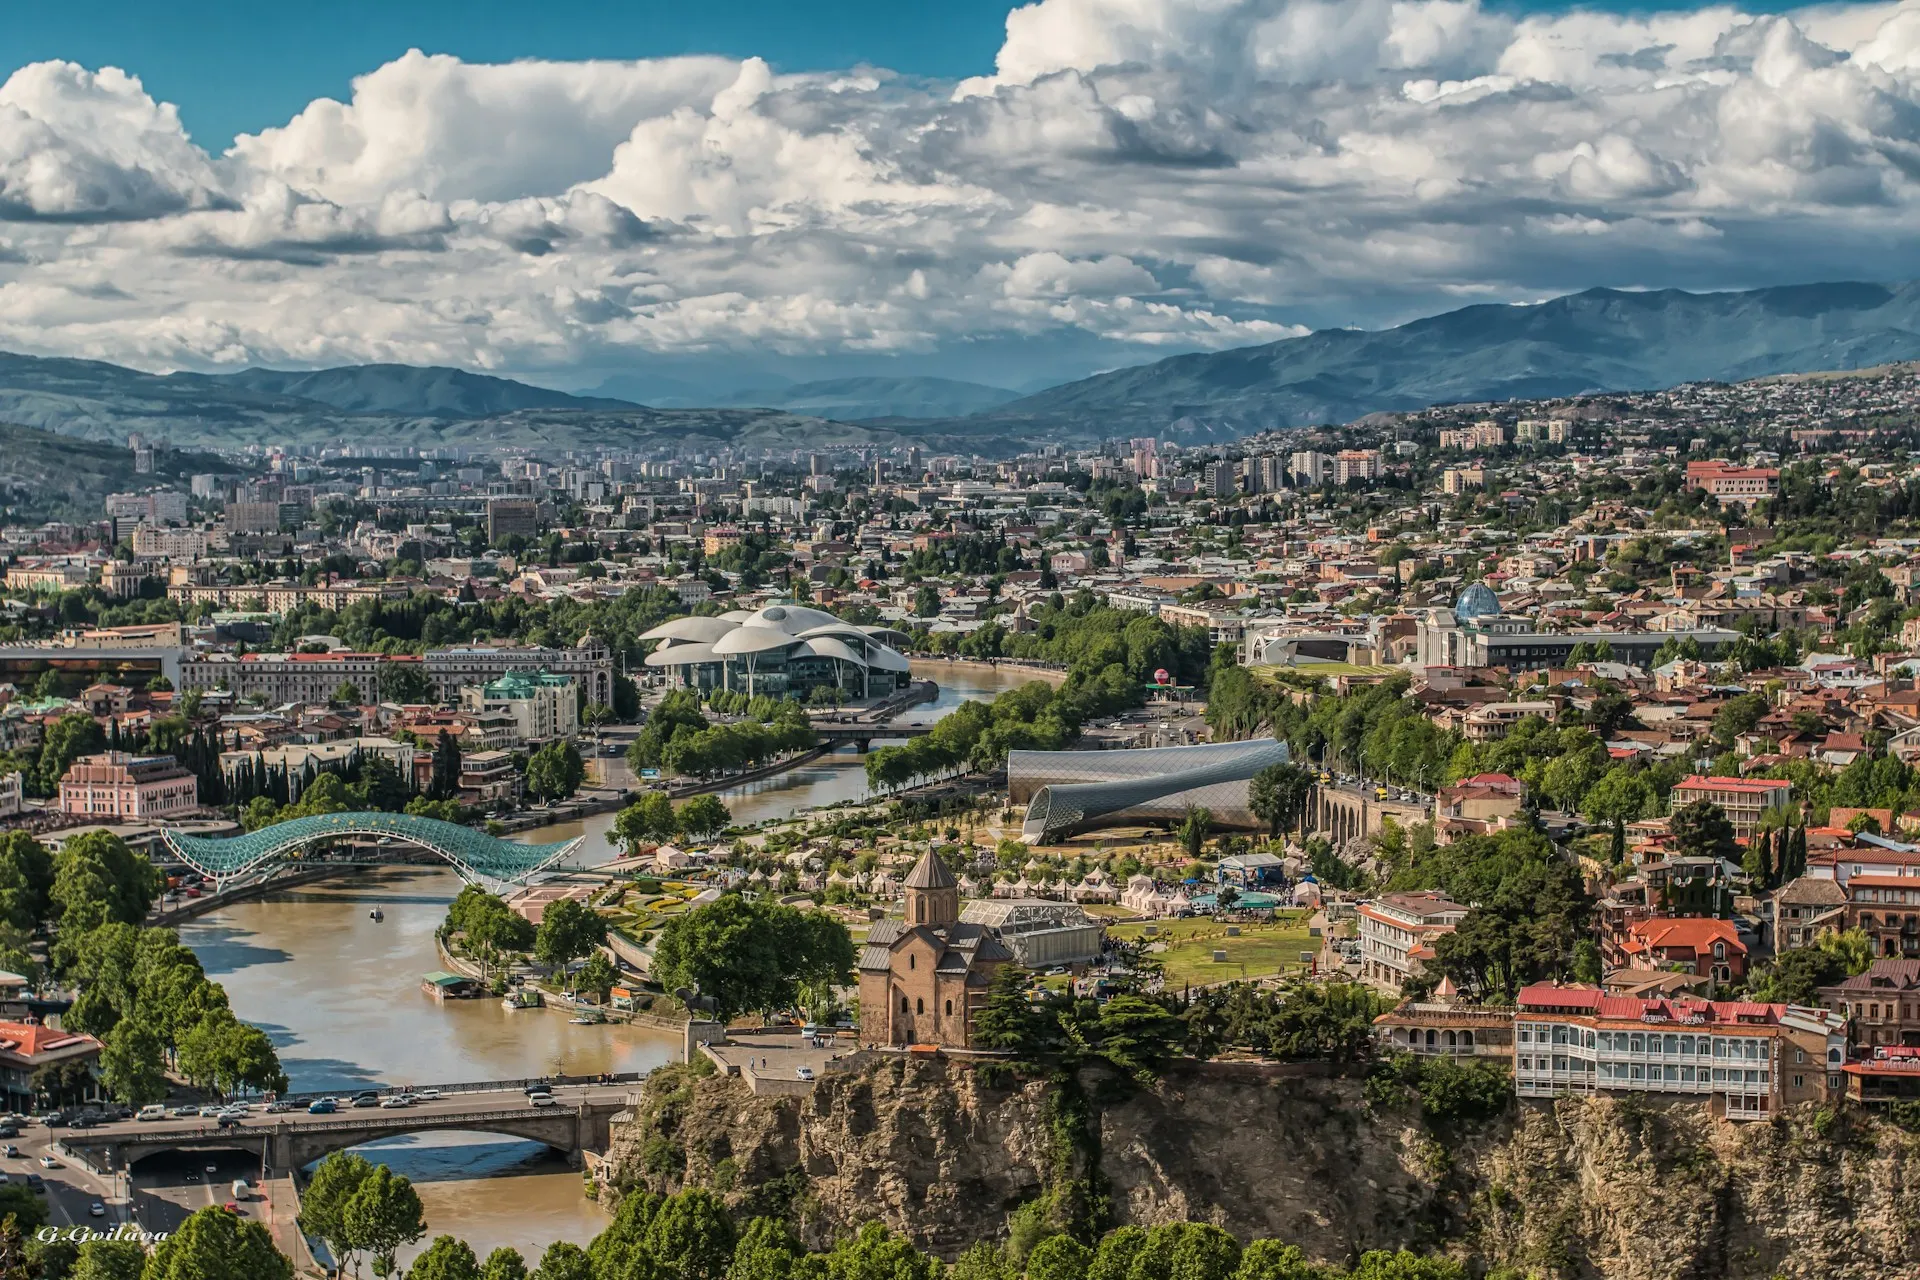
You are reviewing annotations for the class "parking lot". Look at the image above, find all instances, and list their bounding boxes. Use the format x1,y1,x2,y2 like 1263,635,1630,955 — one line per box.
704,1032,853,1089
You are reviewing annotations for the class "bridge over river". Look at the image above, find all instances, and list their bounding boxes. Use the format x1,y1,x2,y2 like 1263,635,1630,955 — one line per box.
56,1081,635,1177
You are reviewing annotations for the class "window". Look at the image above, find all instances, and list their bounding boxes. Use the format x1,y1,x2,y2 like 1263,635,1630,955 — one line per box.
909,954,916,970
944,999,953,1016
1630,1033,1644,1053
915,997,924,1014
900,996,909,1013
1792,1075,1804,1088
1664,1034,1678,1055
1462,1030,1474,1048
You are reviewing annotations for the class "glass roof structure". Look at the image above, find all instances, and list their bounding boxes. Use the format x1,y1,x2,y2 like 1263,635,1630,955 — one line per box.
1012,739,1291,842
160,812,582,891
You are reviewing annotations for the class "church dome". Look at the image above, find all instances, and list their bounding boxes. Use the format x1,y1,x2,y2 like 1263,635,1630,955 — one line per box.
1454,582,1500,624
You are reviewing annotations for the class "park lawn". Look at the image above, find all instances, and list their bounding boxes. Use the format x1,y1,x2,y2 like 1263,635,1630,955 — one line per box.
1111,915,1319,988
1079,903,1144,920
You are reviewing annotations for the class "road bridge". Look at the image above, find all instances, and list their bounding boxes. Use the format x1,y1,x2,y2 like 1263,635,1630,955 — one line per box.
58,1088,633,1175
811,723,932,752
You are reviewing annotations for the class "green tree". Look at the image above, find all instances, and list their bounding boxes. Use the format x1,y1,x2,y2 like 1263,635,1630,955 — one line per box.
142,1205,292,1280
331,681,365,705
1231,1241,1332,1280
70,1239,146,1280
1176,806,1213,860
644,1189,736,1280
533,898,607,978
652,895,854,1020
728,1219,804,1280
972,965,1044,1057
35,713,103,795
0,832,53,932
678,795,733,839
481,1247,530,1280
428,731,464,802
823,1223,938,1280
99,1017,167,1103
405,1236,481,1280
1027,1235,1092,1280
576,952,619,1005
1668,800,1738,864
1248,763,1314,840
531,1241,594,1280
1128,1223,1241,1280
50,831,159,938
301,1154,376,1265
614,793,680,851
342,1163,426,1277
524,741,585,804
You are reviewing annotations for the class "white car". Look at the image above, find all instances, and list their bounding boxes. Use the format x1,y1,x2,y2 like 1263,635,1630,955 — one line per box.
379,1097,411,1109
413,1089,441,1102
795,1066,815,1082
88,1202,105,1218
37,1157,55,1169
527,1091,557,1108
136,1105,167,1122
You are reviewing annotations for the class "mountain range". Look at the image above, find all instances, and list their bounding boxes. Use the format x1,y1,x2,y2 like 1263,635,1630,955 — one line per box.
5,280,1920,450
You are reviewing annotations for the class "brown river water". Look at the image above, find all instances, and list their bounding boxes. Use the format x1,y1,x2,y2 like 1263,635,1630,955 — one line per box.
174,661,1044,1265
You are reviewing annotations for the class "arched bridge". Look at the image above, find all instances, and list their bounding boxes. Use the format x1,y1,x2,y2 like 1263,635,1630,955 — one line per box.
812,723,932,752
161,811,582,893
59,1092,631,1175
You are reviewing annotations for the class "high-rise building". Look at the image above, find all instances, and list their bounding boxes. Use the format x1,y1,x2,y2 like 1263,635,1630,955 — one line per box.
486,497,539,543
1289,451,1329,485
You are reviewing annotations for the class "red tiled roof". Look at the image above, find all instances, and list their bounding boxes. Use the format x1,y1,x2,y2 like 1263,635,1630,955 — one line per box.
0,1022,99,1061
1675,775,1792,794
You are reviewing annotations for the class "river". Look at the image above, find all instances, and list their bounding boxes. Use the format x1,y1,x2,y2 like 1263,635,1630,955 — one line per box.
173,660,1049,1266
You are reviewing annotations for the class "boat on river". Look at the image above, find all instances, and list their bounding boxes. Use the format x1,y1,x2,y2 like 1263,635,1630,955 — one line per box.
569,1009,604,1025
369,908,384,922
502,989,543,1011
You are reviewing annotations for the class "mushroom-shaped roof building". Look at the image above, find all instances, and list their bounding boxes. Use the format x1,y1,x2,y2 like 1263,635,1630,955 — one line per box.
640,602,915,698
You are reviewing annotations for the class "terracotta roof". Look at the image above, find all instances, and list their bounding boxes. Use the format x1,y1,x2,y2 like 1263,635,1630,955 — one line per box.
0,1022,99,1062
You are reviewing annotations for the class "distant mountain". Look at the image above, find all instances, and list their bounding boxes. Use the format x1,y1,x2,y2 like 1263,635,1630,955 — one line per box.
205,364,642,417
708,376,1020,420
986,281,1920,433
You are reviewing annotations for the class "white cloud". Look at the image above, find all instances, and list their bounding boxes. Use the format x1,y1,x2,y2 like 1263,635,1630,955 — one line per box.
6,0,1920,378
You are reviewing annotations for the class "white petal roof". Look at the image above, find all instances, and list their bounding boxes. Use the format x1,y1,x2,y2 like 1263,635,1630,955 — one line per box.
640,616,736,644
644,640,719,666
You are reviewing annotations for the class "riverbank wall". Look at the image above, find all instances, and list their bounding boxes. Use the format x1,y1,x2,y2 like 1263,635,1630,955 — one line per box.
665,746,832,800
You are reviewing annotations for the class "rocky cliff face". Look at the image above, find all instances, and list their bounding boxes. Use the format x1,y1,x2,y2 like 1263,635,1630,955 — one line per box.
607,1057,1920,1280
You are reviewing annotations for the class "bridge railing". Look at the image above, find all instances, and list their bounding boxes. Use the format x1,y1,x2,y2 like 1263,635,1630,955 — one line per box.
275,1070,647,1107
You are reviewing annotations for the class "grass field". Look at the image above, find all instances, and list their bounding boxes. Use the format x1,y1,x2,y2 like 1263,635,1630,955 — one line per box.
1248,662,1397,681
1109,914,1320,987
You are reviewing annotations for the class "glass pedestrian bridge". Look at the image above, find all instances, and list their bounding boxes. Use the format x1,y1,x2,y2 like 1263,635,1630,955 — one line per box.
160,812,583,892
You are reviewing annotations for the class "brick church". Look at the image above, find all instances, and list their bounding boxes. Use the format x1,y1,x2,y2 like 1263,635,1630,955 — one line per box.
856,849,1012,1048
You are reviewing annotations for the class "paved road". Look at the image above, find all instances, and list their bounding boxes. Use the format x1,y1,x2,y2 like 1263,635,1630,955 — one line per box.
20,1080,634,1238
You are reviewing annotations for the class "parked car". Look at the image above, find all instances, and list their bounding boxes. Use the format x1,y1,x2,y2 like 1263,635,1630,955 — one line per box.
23,1175,42,1193
795,1066,815,1082
3,1145,18,1159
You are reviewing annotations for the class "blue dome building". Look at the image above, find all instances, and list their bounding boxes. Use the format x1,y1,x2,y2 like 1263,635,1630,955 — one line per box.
1454,582,1501,624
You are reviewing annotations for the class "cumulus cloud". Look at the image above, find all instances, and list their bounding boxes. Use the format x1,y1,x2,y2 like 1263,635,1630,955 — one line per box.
9,1,1920,378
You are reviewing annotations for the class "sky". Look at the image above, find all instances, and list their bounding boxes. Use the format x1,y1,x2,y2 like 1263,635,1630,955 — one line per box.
5,0,1920,394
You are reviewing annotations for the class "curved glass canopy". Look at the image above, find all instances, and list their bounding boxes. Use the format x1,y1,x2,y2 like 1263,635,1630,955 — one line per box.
1015,739,1292,842
160,812,582,890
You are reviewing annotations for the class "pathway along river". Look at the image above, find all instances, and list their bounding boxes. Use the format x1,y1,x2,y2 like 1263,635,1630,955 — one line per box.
174,660,1052,1266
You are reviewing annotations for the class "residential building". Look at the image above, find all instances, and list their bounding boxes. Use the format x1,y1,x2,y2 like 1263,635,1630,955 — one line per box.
1288,452,1329,486
224,501,283,534
1773,877,1847,949
1462,701,1556,741
1613,916,1748,988
0,772,20,818
1841,875,1920,960
486,498,539,542
1334,449,1382,484
1512,984,1846,1120
1685,460,1779,504
1357,891,1467,988
458,669,579,744
182,651,403,705
1372,997,1515,1060
425,636,615,707
131,526,208,560
1820,959,1920,1049
1670,776,1794,839
57,752,198,820
0,1021,103,1111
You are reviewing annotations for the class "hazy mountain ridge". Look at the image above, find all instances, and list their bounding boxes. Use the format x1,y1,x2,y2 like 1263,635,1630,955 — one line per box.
6,281,1920,450
984,281,1920,431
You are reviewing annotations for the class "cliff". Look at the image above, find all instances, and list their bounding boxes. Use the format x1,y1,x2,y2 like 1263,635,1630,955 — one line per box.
607,1056,1920,1279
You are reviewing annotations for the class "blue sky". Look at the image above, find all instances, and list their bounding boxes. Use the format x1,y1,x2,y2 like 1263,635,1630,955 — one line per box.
5,0,1845,147
4,0,1917,384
